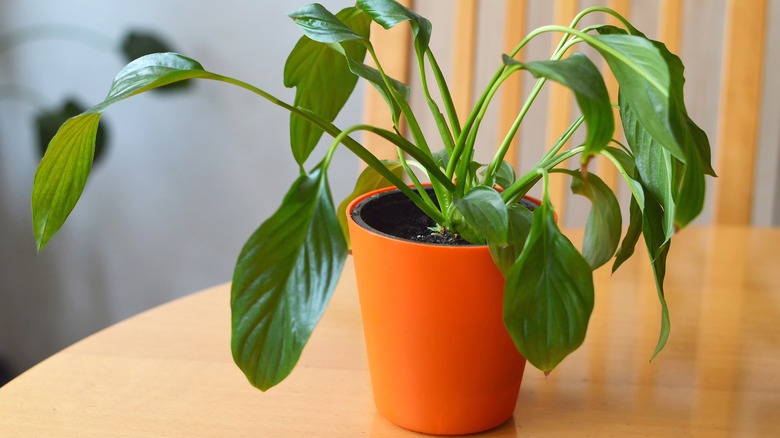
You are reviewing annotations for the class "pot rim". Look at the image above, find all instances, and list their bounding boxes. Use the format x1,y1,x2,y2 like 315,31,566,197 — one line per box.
347,185,542,249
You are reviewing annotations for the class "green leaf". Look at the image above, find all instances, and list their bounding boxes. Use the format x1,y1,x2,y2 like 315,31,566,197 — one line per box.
612,195,643,273
31,113,101,251
488,202,533,276
336,160,404,248
285,7,370,165
503,186,594,373
640,193,672,360
288,4,365,43
35,98,108,165
96,53,214,113
231,166,348,391
518,53,614,162
331,42,410,126
591,24,629,36
356,0,432,53
556,170,622,270
593,34,684,160
432,148,450,169
493,160,516,189
120,30,191,93
453,186,509,244
31,53,224,250
620,92,675,240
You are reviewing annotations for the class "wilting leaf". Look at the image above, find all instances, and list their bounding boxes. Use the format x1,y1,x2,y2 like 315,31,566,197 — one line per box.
120,30,190,93
36,98,108,165
285,7,370,164
231,167,347,390
515,53,613,162
503,183,594,372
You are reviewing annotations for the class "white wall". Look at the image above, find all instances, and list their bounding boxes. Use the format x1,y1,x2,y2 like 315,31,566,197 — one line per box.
0,0,361,376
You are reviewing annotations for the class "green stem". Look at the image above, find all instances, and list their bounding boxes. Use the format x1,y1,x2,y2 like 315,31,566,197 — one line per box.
502,146,585,203
209,73,448,225
482,40,581,185
426,49,461,139
416,48,455,154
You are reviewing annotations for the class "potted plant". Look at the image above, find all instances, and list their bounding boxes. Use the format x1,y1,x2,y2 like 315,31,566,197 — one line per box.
31,0,712,434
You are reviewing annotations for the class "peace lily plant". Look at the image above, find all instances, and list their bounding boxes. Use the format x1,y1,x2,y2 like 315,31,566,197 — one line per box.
32,0,712,391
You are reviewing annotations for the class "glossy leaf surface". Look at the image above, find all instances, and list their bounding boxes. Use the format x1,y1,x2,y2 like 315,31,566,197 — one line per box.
453,186,509,244
288,4,365,43
231,167,347,391
517,53,613,162
285,7,370,164
356,0,432,52
120,31,191,93
593,34,684,160
32,53,221,251
503,187,594,372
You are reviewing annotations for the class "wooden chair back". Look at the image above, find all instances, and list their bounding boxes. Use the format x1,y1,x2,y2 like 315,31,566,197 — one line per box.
363,0,772,226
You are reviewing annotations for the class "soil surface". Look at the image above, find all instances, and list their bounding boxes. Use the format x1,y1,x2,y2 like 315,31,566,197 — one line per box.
352,188,537,246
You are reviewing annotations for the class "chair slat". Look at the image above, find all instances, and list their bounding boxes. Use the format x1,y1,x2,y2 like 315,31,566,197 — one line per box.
361,0,414,162
714,0,767,224
451,0,479,121
597,0,631,192
546,0,579,217
497,0,527,166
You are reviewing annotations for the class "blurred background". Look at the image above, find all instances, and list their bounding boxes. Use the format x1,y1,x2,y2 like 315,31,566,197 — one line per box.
0,0,362,383
1,0,779,384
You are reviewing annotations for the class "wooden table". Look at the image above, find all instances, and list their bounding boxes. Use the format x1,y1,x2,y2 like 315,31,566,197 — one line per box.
1,226,778,436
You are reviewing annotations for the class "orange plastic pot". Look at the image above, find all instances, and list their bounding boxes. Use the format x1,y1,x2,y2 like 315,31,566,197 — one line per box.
347,186,528,435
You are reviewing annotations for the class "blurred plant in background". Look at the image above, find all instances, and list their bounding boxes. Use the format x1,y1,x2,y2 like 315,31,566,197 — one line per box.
0,24,189,386
0,25,191,167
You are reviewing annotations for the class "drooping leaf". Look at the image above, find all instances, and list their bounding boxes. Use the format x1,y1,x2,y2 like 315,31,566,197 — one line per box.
231,166,348,391
285,7,370,164
648,40,709,228
31,113,101,251
612,195,643,273
555,170,622,270
453,186,509,244
31,53,224,251
492,160,516,189
120,30,191,93
35,98,108,165
336,160,404,248
330,42,410,126
503,180,594,373
620,92,675,240
489,202,533,276
640,194,672,360
288,3,366,43
356,0,432,53
98,53,215,112
603,146,644,206
515,53,614,162
592,34,684,160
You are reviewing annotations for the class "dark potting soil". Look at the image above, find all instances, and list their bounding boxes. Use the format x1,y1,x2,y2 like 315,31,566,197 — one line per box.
351,188,537,246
